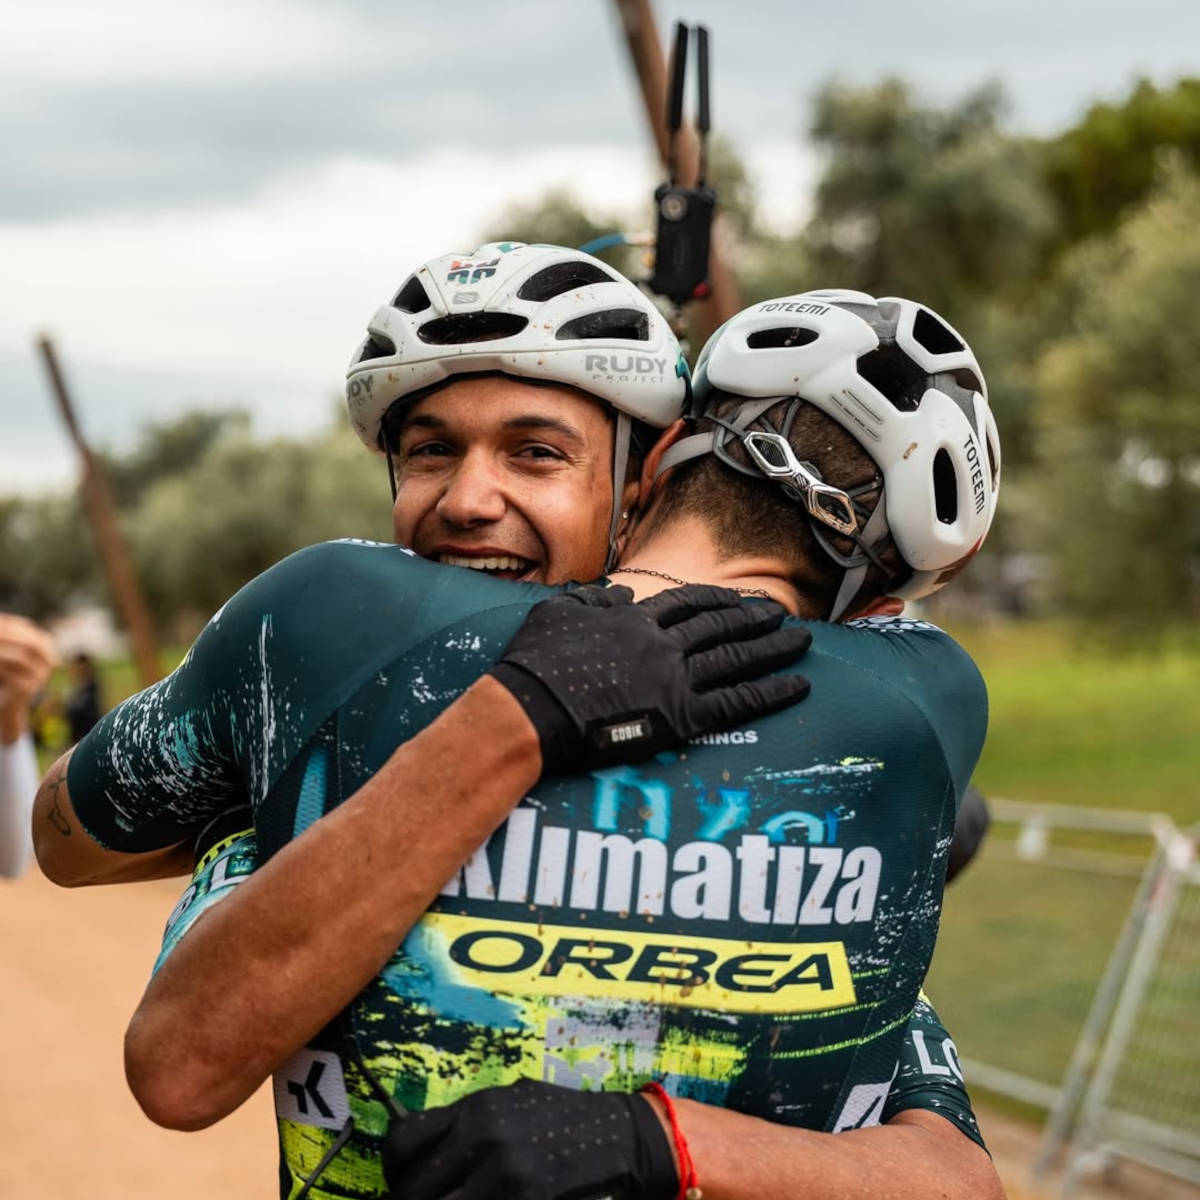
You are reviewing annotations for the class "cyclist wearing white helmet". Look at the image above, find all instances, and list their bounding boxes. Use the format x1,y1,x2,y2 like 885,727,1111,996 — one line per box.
346,240,688,581
44,272,1002,1199
642,288,1000,619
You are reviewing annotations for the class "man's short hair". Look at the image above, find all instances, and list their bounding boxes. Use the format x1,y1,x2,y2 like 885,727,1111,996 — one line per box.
650,393,906,618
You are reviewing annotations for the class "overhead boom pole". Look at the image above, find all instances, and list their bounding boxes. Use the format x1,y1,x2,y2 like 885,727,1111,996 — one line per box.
37,335,162,688
611,0,742,338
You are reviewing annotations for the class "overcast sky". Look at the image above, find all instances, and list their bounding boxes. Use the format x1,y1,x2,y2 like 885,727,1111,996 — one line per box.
3,0,1198,493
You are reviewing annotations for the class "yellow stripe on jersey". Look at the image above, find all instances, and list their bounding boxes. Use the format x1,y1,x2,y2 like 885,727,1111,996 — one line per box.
193,827,254,877
416,912,857,1015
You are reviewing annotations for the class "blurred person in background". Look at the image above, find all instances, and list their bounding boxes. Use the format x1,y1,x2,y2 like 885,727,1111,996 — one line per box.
0,613,58,878
35,247,1003,1199
63,651,102,744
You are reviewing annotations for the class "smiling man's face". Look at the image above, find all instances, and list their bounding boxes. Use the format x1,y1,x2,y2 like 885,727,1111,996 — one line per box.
390,374,620,586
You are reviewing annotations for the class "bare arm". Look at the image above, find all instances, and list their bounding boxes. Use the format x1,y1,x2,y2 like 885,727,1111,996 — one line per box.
0,614,59,878
126,585,814,1129
32,750,194,885
658,1100,1005,1200
125,675,541,1130
385,1065,1004,1199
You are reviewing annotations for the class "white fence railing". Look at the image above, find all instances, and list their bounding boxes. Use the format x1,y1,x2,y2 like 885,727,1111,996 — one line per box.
926,799,1198,1196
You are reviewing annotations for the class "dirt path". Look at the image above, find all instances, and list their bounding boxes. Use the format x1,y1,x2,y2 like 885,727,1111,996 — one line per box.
3,868,1195,1198
983,1106,1199,1200
0,868,274,1199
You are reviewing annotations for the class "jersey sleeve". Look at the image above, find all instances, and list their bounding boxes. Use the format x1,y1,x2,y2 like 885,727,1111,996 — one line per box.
66,540,430,854
66,590,258,852
827,616,988,806
154,825,258,976
881,993,987,1152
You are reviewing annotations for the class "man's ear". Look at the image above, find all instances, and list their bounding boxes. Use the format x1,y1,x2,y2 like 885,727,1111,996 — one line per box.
614,475,640,557
619,424,686,559
637,419,690,506
618,421,689,557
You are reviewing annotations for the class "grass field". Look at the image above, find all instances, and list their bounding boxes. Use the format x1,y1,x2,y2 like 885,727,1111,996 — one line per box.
923,624,1200,1140
927,846,1143,1082
943,622,1200,825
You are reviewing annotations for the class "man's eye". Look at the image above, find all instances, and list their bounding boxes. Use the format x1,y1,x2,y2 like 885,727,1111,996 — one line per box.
517,444,564,461
404,441,453,458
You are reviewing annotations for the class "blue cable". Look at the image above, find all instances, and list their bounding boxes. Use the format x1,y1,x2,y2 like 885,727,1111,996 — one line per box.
578,232,631,255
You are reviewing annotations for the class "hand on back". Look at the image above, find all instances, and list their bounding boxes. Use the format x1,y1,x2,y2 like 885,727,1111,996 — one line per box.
490,583,812,773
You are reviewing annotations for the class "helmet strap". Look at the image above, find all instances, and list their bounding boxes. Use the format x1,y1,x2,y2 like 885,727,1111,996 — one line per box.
604,412,633,573
818,496,894,621
653,395,785,478
380,404,400,503
384,442,398,503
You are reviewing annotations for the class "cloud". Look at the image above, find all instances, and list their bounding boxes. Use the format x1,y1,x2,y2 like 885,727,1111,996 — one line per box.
3,0,1198,492
0,142,663,491
0,0,638,220
1,144,657,368
8,0,1198,222
0,349,305,495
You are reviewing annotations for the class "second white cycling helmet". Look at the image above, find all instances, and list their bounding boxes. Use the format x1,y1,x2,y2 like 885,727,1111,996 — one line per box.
346,241,689,565
658,290,1000,616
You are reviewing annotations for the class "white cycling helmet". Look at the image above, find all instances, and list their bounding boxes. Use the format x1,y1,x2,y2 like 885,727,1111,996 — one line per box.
346,241,689,564
658,290,1000,616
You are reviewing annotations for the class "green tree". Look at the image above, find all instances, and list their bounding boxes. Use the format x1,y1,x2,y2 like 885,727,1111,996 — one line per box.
0,493,99,619
1044,78,1200,252
805,79,1054,318
800,80,1056,469
99,409,248,509
125,416,392,633
1035,162,1200,635
2,405,395,632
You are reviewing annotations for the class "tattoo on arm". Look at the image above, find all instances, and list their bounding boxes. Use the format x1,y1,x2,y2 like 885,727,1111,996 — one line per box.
46,764,71,837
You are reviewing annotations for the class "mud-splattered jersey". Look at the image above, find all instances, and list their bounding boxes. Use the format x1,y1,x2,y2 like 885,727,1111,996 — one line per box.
159,831,986,1198
69,540,988,1198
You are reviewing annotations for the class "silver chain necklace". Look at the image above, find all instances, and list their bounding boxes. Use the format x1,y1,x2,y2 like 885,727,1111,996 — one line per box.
610,566,772,599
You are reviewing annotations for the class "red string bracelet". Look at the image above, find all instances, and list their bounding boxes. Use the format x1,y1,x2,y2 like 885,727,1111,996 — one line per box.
641,1081,703,1200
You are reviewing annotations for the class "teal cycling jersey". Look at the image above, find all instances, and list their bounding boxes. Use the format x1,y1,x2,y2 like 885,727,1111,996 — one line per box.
69,540,988,1197
162,828,986,1127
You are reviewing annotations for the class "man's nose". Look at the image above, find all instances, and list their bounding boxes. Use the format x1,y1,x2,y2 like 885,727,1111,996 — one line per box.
435,451,507,527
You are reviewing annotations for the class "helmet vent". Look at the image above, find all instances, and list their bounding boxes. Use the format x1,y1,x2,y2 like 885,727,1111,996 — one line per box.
856,344,927,411
913,309,965,355
518,261,615,302
357,333,396,363
556,308,650,342
953,367,983,395
933,448,959,524
392,276,432,314
417,312,529,344
746,326,819,350
985,432,1000,487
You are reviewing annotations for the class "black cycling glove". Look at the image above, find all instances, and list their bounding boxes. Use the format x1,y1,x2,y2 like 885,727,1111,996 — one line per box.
488,583,812,773
382,1078,677,1200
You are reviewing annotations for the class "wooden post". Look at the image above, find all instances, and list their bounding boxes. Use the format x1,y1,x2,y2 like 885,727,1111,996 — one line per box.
36,335,162,687
611,0,742,339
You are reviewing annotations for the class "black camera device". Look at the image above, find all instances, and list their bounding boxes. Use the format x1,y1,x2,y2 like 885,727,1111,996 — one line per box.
647,23,716,307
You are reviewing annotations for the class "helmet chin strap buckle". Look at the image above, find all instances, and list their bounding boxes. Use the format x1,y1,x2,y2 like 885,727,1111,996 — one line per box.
742,431,858,536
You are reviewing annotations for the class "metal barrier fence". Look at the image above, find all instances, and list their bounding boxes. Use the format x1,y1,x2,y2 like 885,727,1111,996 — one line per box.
923,799,1199,1196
